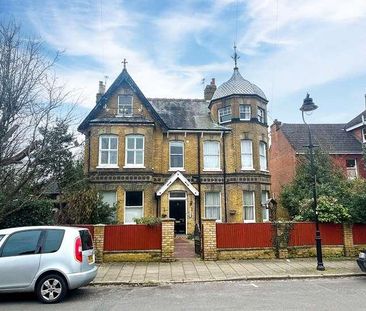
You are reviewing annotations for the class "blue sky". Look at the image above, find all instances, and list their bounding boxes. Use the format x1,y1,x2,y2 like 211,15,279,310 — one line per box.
1,0,366,125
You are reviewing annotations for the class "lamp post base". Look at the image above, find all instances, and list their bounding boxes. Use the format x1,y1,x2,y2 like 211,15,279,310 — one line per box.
316,263,325,271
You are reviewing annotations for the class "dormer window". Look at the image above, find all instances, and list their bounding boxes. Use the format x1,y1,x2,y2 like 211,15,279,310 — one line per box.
118,95,133,116
258,107,265,123
218,106,232,124
240,104,251,120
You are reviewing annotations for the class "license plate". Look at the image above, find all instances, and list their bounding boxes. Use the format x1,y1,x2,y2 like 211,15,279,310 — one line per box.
88,254,94,264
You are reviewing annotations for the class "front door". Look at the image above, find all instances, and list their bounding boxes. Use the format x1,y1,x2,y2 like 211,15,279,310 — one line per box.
169,200,186,234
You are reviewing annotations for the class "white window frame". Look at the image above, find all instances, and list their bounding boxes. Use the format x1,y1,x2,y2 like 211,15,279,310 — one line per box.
124,135,145,168
346,159,358,179
124,191,144,224
259,141,268,171
218,106,232,124
169,141,184,171
261,190,270,222
241,140,254,170
98,135,119,168
204,192,221,221
258,107,265,123
239,104,251,121
362,128,366,143
203,141,221,171
117,95,133,116
243,191,256,223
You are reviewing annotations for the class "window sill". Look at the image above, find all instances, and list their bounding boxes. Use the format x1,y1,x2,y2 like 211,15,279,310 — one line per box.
244,220,256,224
241,168,255,171
96,165,119,169
123,165,146,169
168,168,185,172
239,118,251,121
260,169,270,173
203,169,222,172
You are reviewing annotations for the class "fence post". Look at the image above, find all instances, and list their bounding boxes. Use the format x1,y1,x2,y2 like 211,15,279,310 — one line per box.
94,224,105,263
202,219,217,260
161,219,175,261
343,223,354,257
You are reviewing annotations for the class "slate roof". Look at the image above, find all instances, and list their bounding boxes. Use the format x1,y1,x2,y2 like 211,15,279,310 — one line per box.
149,98,229,131
280,123,362,154
78,69,166,132
345,110,366,130
211,68,267,101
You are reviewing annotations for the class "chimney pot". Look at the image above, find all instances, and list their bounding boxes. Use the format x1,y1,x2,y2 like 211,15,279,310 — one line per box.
204,78,217,101
96,81,106,103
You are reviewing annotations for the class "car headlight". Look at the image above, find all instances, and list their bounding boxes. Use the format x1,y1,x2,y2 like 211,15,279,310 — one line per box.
359,252,366,259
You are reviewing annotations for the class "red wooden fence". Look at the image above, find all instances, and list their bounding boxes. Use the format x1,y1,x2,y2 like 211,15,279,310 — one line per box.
216,223,273,248
352,224,366,245
104,224,162,251
288,223,343,246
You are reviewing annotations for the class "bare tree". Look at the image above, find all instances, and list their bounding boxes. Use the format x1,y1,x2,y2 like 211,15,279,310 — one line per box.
0,21,75,224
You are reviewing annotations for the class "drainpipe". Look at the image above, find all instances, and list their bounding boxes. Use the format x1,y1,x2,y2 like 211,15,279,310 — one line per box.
155,194,160,217
197,133,202,227
223,132,228,222
87,130,91,174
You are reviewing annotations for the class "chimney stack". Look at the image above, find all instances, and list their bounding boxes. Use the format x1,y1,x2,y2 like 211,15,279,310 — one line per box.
272,119,282,131
96,81,106,103
204,78,217,101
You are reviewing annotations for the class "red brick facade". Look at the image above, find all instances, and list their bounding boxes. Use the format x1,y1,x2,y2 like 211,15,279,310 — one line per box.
270,122,365,201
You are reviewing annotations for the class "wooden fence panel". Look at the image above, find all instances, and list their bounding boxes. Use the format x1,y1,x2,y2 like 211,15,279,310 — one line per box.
216,223,273,249
353,224,366,245
104,224,162,251
289,223,343,246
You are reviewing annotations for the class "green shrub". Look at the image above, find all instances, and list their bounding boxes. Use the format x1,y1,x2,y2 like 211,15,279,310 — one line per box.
0,199,54,229
133,216,162,226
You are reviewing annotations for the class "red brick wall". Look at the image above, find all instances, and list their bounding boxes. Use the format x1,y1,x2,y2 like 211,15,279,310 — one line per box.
332,154,366,179
351,128,363,142
269,124,297,200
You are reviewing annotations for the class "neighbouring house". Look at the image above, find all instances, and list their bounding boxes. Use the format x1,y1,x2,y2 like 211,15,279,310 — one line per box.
269,116,366,201
78,57,271,235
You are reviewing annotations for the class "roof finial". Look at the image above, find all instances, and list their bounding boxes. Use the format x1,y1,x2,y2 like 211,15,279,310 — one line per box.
231,43,240,70
122,58,128,70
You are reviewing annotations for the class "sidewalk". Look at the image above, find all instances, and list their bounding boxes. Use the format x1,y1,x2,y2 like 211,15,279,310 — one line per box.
93,258,365,285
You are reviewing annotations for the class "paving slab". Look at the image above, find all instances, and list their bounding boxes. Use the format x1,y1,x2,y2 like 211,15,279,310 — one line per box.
92,258,364,285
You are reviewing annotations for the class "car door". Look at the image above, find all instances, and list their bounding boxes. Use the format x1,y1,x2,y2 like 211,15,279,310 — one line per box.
0,229,42,289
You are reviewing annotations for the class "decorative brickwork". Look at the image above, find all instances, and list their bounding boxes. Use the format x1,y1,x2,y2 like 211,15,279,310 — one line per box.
161,219,175,261
201,219,217,260
94,224,105,263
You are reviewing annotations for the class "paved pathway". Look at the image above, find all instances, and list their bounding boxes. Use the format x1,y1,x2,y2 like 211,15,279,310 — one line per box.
93,258,363,285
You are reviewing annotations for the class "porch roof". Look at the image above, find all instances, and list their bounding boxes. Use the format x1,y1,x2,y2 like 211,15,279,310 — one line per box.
156,171,199,196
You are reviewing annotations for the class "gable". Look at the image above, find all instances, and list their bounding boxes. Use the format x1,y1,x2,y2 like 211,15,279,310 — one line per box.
78,69,167,132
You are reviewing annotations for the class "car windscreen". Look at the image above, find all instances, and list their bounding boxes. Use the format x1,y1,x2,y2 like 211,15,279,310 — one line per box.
79,230,93,251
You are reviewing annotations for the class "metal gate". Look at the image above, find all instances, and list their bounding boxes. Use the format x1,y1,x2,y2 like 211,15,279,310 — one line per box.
194,224,201,255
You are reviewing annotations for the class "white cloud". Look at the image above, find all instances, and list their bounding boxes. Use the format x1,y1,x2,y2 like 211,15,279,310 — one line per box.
25,0,366,121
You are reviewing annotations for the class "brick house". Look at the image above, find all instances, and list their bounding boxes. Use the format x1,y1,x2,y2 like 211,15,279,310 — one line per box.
78,61,270,235
269,118,366,201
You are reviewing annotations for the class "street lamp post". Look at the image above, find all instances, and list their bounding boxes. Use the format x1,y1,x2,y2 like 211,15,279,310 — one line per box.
300,93,325,271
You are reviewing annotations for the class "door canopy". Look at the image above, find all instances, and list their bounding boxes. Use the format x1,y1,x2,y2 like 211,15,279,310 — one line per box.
156,171,199,196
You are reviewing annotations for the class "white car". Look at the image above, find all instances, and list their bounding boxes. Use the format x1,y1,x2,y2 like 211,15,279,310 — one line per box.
0,226,97,303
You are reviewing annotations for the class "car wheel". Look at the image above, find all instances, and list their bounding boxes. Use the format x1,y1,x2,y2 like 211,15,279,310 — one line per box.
36,274,67,304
